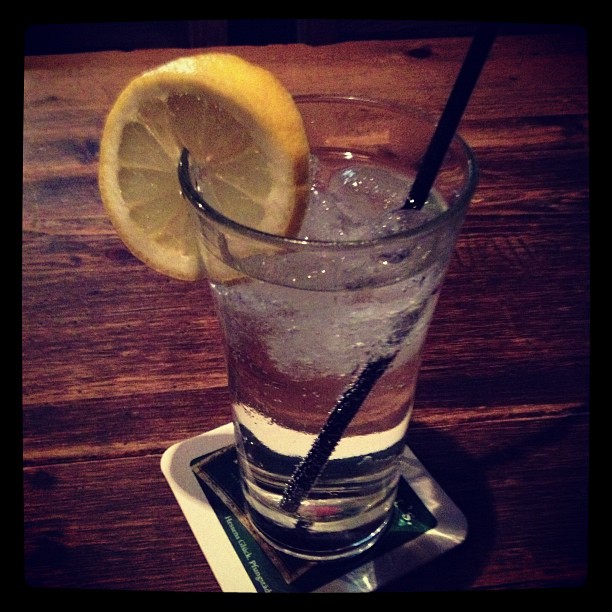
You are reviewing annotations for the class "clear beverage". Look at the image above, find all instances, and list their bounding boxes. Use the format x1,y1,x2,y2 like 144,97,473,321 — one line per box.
187,96,477,560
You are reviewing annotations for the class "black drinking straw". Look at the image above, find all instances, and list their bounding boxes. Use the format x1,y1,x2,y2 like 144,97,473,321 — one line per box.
280,353,397,514
405,22,498,210
279,23,498,515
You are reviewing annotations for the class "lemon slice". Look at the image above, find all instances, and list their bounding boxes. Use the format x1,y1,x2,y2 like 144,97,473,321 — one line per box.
98,53,310,281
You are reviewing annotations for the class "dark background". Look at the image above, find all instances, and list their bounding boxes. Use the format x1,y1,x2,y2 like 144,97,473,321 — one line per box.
23,20,582,55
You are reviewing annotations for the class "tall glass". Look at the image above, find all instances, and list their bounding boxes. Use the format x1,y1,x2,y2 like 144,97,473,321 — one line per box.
181,96,477,561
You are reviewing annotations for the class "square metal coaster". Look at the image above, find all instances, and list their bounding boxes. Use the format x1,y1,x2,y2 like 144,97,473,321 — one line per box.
161,423,467,592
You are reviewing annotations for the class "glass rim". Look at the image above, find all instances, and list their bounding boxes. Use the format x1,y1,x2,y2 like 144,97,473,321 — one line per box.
179,94,478,251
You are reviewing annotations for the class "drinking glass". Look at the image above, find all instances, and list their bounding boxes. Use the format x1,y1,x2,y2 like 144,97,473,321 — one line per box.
180,95,477,561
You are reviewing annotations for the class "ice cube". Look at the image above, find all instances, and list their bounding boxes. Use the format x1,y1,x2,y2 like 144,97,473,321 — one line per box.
298,161,448,243
298,189,353,241
328,165,447,240
330,165,412,222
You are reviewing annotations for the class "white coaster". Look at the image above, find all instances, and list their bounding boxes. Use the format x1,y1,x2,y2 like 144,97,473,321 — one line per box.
161,423,467,592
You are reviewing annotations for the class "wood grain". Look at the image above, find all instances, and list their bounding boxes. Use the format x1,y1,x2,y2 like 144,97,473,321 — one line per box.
22,32,589,592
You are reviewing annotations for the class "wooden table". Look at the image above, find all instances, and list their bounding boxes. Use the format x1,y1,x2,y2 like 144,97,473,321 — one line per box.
22,30,589,592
